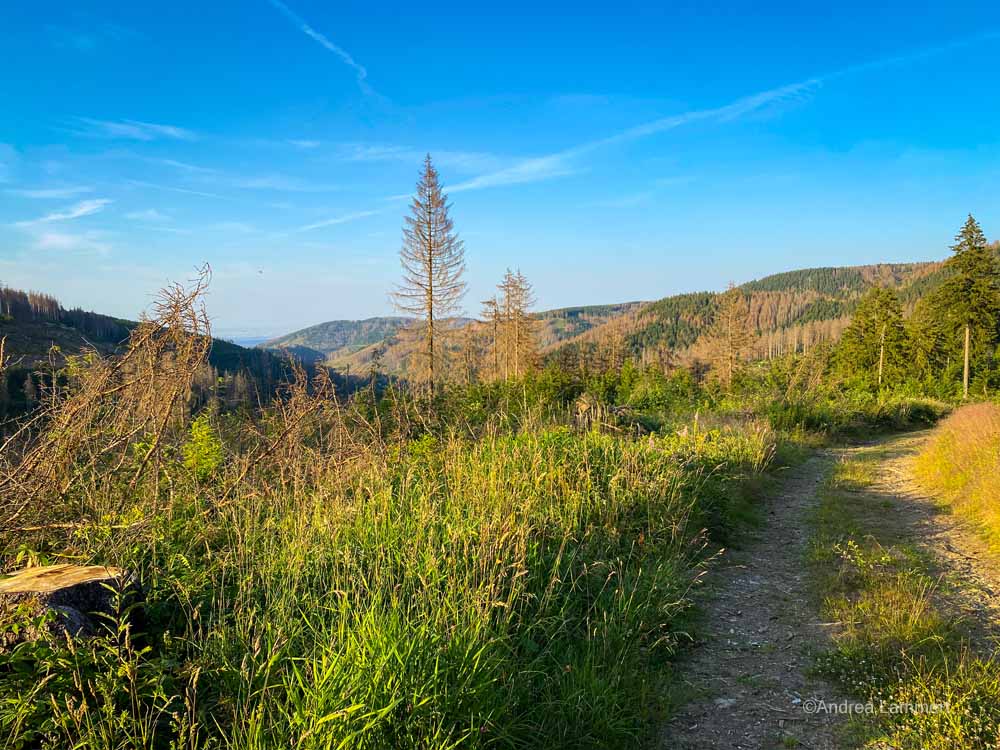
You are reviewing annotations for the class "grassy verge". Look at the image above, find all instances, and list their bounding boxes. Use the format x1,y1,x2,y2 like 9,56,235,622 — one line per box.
807,447,1000,748
914,402,1000,551
1,418,780,750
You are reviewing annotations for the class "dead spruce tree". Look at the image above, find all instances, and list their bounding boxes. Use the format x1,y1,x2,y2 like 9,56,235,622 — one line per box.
392,155,467,392
480,295,502,379
711,282,752,390
497,269,539,379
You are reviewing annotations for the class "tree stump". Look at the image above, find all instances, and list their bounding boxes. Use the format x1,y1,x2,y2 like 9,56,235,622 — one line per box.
0,564,140,650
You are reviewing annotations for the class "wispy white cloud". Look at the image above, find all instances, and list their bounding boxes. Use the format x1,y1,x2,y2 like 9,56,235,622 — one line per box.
6,185,94,199
126,179,228,200
71,117,197,141
229,174,341,192
266,0,382,100
125,208,170,222
34,230,112,255
449,153,582,192
296,210,380,233
14,198,113,227
450,31,1000,194
337,143,411,162
336,143,505,173
288,139,322,149
146,157,219,174
121,153,332,193
450,80,815,193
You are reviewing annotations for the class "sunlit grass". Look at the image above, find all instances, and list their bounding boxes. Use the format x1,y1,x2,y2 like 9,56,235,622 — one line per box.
1,419,778,749
914,402,1000,552
808,451,1000,748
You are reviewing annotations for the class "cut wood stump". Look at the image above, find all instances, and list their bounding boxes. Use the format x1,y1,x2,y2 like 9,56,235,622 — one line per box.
0,564,141,650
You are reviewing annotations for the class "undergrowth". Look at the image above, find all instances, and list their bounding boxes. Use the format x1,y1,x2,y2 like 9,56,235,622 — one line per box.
0,360,781,748
0,276,954,749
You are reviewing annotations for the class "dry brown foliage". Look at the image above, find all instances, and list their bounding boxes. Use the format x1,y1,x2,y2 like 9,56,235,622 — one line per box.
0,267,214,536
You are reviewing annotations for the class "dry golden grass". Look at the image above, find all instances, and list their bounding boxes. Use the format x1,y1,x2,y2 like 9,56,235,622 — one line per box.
914,402,1000,550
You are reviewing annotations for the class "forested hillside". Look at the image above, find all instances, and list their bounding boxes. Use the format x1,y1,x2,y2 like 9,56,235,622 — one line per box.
266,260,964,382
546,261,950,372
533,301,646,347
0,284,305,419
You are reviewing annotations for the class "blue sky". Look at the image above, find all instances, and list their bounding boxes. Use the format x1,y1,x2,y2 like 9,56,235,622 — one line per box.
1,1,999,339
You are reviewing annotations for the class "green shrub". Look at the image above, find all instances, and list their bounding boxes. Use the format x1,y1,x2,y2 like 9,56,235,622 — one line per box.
182,412,224,481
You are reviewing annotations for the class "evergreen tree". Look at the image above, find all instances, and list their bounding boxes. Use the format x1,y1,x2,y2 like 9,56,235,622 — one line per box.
836,287,908,389
907,295,947,385
935,214,1000,398
391,155,467,390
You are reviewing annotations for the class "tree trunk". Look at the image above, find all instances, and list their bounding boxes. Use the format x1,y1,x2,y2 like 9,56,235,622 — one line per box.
877,323,886,388
0,565,141,651
963,323,970,399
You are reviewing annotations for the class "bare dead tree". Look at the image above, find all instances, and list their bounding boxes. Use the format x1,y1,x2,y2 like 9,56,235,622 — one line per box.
710,283,752,390
480,296,501,380
391,155,467,392
497,269,539,379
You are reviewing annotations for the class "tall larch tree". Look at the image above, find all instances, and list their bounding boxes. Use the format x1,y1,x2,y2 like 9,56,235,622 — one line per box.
936,214,1000,398
392,155,467,390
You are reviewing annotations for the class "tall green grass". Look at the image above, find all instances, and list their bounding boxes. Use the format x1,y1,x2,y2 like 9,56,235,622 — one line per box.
1,422,776,749
914,402,1000,551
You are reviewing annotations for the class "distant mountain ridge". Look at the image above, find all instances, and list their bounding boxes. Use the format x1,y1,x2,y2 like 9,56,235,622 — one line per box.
262,317,414,363
262,302,651,373
258,261,959,378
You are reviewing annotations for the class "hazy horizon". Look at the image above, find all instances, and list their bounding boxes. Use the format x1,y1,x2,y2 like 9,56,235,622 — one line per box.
3,1,999,338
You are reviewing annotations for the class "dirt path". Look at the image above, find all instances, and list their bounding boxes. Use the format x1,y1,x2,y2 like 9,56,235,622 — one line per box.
660,431,1000,749
857,432,1000,647
661,452,847,750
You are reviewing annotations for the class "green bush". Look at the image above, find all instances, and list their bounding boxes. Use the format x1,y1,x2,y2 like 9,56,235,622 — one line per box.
181,412,224,481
